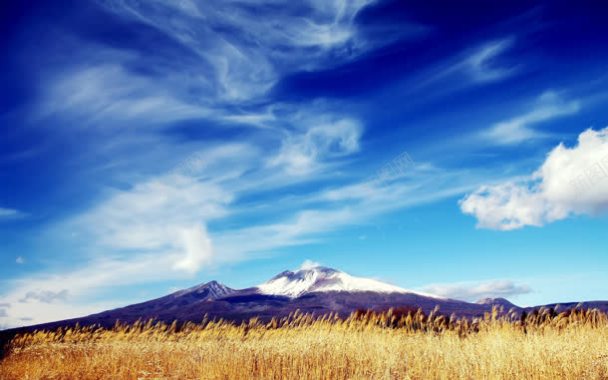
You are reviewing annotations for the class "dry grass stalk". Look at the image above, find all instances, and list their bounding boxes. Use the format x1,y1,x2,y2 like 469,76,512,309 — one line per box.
1,307,607,379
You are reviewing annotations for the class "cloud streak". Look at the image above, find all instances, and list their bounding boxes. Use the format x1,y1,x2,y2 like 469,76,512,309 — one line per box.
20,290,69,304
74,172,233,272
419,38,518,91
269,117,362,175
481,92,580,145
0,207,26,220
421,280,531,302
96,0,413,103
0,146,492,328
462,38,517,83
5,0,601,331
39,63,211,127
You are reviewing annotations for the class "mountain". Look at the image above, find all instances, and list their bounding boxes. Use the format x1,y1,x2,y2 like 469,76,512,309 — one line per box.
476,297,519,310
0,266,488,334
172,280,235,300
61,281,236,327
3,265,607,338
256,266,442,298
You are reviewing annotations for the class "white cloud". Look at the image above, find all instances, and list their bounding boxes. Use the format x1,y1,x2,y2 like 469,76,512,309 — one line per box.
461,127,608,230
463,38,516,83
299,260,322,270
96,0,426,103
270,118,362,175
482,92,580,144
172,225,214,274
20,290,69,304
0,0,438,329
16,256,25,264
214,208,356,263
423,38,516,89
214,167,485,264
76,173,232,269
96,0,377,102
0,145,493,328
421,280,531,302
460,182,558,230
40,64,210,126
0,106,369,327
0,253,189,327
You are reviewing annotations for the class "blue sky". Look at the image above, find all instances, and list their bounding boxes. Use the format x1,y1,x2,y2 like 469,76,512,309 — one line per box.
1,0,608,328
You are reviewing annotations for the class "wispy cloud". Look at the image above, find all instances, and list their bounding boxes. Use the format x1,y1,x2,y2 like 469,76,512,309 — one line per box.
462,38,517,83
396,37,519,103
0,207,26,220
420,279,531,302
212,166,492,265
269,117,362,176
20,290,69,304
74,173,233,273
96,0,416,103
0,144,497,328
39,63,210,126
4,1,580,330
421,38,518,90
0,254,188,327
461,127,608,230
481,91,580,145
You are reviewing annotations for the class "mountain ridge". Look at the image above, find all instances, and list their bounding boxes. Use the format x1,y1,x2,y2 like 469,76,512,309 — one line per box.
2,266,608,337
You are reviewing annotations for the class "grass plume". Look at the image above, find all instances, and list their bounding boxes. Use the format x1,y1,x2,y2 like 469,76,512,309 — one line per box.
1,307,607,379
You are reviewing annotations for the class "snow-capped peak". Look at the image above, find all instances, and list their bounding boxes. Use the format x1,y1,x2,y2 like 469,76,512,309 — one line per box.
256,264,439,298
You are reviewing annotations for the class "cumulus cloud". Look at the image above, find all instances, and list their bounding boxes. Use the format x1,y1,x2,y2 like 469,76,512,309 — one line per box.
421,280,531,302
482,92,580,145
16,256,25,264
461,127,608,230
173,225,214,274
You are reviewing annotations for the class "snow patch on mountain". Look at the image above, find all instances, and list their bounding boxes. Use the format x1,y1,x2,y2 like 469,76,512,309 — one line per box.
256,265,443,299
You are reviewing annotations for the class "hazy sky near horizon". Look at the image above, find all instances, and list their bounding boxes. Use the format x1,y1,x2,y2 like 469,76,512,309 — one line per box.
1,0,608,328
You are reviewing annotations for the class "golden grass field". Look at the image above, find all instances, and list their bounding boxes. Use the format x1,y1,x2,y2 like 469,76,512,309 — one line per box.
1,307,607,379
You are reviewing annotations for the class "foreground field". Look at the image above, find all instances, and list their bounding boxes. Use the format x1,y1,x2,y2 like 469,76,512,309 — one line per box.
1,308,607,379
